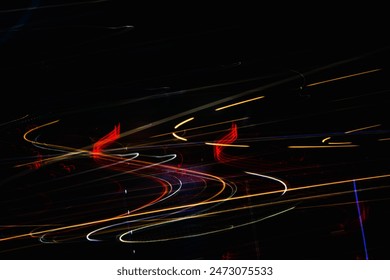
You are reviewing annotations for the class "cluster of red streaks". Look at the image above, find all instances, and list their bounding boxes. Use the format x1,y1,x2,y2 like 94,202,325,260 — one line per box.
359,202,369,223
30,152,42,170
60,163,75,173
92,123,120,158
214,123,238,162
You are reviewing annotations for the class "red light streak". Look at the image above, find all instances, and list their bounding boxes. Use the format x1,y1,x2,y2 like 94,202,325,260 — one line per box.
92,123,121,158
214,123,238,162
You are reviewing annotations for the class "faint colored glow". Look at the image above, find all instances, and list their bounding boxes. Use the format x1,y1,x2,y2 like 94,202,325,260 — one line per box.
215,96,265,111
174,117,194,129
87,221,130,242
205,142,249,148
0,0,110,13
31,152,42,170
378,138,390,141
245,171,288,195
296,196,390,209
306,69,381,87
345,124,381,134
353,180,369,260
288,145,359,148
0,114,29,127
322,137,331,143
105,25,134,30
172,132,188,141
328,141,353,145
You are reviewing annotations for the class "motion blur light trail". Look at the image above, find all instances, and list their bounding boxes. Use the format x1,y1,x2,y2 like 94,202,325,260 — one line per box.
212,123,238,162
305,68,381,87
92,123,120,158
1,4,390,259
353,180,369,260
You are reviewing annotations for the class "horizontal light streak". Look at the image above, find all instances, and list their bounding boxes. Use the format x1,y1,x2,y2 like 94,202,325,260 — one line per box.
306,68,381,87
215,96,264,111
288,145,359,148
345,124,381,134
328,141,353,145
205,142,249,148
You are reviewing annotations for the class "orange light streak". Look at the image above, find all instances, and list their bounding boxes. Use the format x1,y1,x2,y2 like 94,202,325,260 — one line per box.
306,69,381,87
215,96,265,111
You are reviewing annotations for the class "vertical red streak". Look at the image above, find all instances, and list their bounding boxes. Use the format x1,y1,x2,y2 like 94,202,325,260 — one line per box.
360,203,368,222
31,152,42,169
214,123,238,162
92,123,120,158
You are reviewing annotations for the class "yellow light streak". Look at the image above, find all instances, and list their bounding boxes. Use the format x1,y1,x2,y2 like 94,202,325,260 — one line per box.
322,137,331,143
306,68,381,87
172,132,188,141
328,142,353,145
215,96,265,111
16,119,88,167
174,117,194,129
288,145,359,148
204,142,249,148
345,124,381,134
23,120,60,144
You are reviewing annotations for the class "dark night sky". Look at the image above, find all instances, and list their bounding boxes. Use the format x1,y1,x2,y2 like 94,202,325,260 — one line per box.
1,2,387,109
